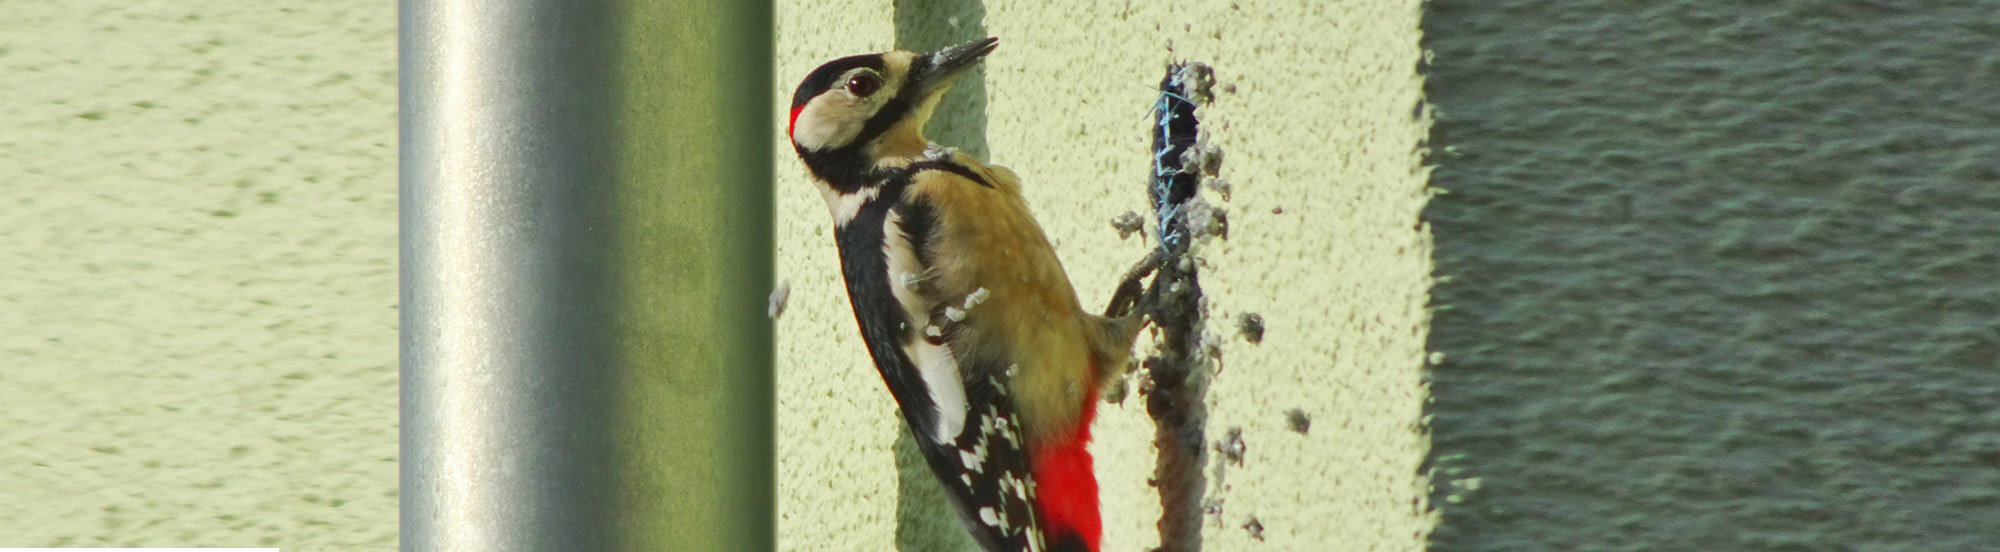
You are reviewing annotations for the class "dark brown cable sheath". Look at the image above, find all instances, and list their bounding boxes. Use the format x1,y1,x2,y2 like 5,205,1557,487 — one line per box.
1142,62,1210,552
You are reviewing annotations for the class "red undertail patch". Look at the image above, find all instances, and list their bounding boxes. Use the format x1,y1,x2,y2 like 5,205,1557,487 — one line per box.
1031,389,1101,551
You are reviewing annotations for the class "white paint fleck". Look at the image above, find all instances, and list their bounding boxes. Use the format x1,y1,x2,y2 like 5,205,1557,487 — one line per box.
766,280,790,319
924,141,957,160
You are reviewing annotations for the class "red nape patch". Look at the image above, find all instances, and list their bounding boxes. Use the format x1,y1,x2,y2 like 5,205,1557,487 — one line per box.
1032,392,1102,552
787,105,804,140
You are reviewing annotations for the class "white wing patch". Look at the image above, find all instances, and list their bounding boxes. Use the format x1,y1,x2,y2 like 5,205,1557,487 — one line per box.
909,341,967,443
883,209,967,443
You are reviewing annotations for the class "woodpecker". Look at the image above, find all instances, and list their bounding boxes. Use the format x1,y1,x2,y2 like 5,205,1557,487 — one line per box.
788,37,1151,552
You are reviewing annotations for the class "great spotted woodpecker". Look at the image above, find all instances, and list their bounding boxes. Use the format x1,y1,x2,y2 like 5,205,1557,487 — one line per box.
787,37,1152,552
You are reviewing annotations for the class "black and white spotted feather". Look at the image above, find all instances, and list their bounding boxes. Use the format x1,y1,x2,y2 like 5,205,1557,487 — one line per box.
831,162,1048,552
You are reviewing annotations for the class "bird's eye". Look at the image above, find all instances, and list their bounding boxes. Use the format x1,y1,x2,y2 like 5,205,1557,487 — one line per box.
846,73,882,97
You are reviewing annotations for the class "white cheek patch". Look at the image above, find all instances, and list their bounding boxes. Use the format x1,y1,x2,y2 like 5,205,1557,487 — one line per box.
793,66,897,152
884,209,967,443
790,98,866,151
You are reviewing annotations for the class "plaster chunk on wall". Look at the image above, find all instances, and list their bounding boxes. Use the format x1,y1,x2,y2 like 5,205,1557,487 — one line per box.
1285,408,1311,435
1206,177,1233,202
1110,210,1145,240
1180,139,1224,178
1238,312,1264,344
1184,197,1229,242
1173,62,1217,105
1216,426,1246,466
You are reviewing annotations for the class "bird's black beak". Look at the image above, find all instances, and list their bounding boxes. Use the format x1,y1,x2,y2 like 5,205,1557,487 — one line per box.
910,37,998,97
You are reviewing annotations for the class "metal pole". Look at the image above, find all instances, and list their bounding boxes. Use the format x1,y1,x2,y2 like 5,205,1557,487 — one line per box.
400,0,618,550
401,0,773,550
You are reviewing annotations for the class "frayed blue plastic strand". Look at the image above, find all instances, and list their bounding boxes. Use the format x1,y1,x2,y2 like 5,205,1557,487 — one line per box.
1149,64,1200,255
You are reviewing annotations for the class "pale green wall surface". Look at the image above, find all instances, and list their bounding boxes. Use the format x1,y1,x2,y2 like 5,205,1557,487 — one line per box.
0,1,396,548
775,1,1436,550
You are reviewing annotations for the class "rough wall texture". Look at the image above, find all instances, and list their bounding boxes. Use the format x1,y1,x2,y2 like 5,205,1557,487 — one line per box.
1423,1,2000,551
776,1,1434,550
0,1,397,548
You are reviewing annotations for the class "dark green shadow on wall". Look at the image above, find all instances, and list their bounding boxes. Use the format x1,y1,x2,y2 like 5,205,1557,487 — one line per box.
890,2,991,551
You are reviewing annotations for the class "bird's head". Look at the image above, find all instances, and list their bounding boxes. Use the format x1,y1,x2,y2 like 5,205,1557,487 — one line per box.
788,37,998,181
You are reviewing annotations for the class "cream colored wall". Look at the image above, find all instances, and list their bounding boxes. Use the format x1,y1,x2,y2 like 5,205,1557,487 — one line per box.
775,3,908,548
0,1,396,548
775,1,1435,550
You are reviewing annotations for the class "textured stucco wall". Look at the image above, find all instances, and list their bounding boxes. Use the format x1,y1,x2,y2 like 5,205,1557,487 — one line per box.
775,1,1435,550
1424,1,2000,551
0,1,397,548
